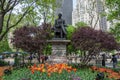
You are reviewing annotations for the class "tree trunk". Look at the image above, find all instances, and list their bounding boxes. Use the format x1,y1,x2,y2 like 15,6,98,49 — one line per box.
37,53,40,63
0,13,4,34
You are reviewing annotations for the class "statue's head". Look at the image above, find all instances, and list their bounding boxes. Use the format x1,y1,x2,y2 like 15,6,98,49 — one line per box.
58,13,62,18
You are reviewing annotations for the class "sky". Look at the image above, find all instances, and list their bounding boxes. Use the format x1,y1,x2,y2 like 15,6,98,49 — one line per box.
73,0,76,9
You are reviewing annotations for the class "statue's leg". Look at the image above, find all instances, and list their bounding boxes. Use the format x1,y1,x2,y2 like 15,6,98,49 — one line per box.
55,32,57,38
63,33,66,38
61,31,62,38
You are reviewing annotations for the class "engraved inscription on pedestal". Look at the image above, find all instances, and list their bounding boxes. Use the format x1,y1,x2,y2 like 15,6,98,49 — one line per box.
52,45,66,56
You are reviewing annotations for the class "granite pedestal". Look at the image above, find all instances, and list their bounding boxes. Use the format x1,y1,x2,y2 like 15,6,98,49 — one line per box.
47,40,70,63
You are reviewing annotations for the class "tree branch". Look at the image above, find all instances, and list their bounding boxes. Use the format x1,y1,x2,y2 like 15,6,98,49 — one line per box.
5,0,19,13
93,14,99,29
0,0,6,11
5,0,11,11
6,8,13,29
0,27,9,41
9,3,34,29
0,14,5,34
0,1,34,41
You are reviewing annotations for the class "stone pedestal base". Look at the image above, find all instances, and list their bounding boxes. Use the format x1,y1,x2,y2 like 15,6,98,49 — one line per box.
47,40,70,63
49,56,68,63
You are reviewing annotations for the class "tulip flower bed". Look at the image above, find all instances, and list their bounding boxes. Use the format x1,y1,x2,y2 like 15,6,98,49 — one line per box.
2,64,115,80
29,63,77,76
91,66,120,80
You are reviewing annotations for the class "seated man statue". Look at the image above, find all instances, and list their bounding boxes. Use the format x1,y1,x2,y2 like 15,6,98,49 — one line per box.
53,13,67,39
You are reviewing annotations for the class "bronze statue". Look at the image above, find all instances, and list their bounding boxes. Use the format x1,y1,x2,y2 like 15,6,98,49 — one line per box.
53,13,67,39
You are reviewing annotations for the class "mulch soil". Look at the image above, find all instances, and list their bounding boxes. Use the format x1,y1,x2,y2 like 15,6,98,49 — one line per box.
0,66,12,80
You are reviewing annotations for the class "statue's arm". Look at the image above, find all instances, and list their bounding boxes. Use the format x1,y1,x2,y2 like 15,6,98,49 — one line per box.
63,20,67,27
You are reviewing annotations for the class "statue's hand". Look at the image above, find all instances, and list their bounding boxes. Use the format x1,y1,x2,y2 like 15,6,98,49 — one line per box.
64,24,67,27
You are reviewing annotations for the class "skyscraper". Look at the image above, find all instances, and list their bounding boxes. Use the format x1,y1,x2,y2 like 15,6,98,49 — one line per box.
96,0,107,31
56,0,73,25
72,0,108,31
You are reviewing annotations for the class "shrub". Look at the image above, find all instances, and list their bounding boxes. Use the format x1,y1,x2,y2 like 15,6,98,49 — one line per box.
0,60,9,66
72,27,118,65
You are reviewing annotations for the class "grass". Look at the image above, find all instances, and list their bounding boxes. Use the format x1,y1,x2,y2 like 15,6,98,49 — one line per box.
2,67,73,80
118,61,120,67
2,67,115,80
77,68,115,80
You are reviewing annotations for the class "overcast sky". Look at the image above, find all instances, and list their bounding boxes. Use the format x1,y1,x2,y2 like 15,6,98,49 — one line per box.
73,0,76,9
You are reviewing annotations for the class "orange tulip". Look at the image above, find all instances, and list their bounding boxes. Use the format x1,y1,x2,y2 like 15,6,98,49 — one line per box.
91,66,120,79
73,68,77,72
48,73,51,77
41,69,45,72
29,63,77,77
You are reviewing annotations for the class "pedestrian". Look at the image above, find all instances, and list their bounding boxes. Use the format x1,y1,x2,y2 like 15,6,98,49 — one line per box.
45,56,48,61
41,56,44,63
102,54,106,67
111,54,118,68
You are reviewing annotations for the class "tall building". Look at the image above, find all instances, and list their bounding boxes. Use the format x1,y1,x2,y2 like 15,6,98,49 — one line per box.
96,0,107,31
56,0,73,25
72,0,108,31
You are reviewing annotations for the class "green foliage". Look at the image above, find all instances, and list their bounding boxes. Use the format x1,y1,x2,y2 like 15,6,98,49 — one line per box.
107,11,119,21
117,61,120,67
6,0,57,27
67,45,75,54
0,0,57,42
0,38,11,53
66,25,76,54
75,21,88,28
110,23,120,42
66,25,88,54
14,56,20,66
112,67,120,73
106,0,120,21
0,60,9,66
3,68,74,80
43,44,52,55
66,25,75,39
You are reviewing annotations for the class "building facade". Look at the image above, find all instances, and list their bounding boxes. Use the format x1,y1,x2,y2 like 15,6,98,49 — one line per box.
72,0,108,31
56,0,73,25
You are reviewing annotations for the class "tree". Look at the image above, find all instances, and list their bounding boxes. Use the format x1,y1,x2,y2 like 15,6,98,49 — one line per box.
78,0,106,30
106,0,120,22
86,0,100,28
67,25,76,39
11,23,52,63
75,22,88,28
0,0,35,41
66,25,76,54
110,23,120,42
0,0,57,41
0,38,11,53
72,27,118,65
